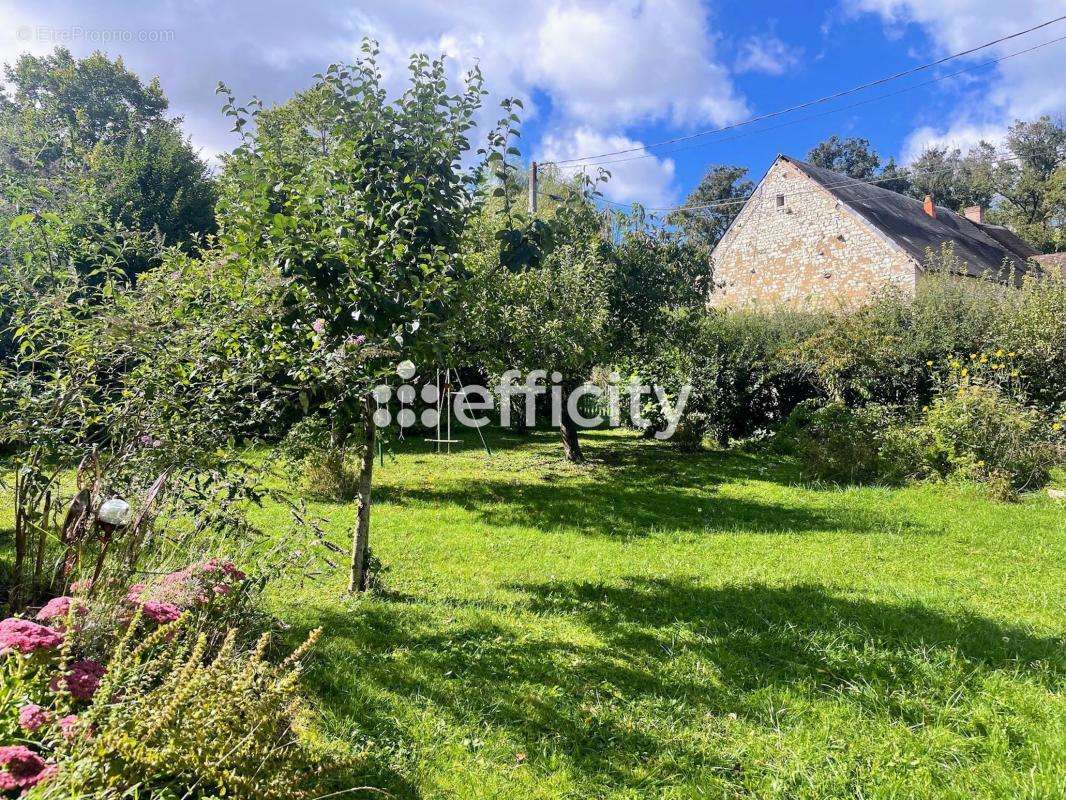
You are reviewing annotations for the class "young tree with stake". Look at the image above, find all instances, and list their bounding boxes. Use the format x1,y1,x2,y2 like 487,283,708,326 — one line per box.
217,42,493,592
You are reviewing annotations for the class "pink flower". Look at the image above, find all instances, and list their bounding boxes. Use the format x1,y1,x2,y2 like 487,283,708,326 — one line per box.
57,714,80,739
0,618,63,655
17,704,52,732
140,601,181,624
0,745,54,791
67,659,106,700
69,579,93,594
311,318,326,334
35,596,85,628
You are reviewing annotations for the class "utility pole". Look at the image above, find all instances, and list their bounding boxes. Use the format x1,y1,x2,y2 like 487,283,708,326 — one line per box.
528,160,538,215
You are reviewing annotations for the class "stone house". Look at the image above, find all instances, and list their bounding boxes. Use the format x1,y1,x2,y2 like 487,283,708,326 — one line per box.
708,155,1041,308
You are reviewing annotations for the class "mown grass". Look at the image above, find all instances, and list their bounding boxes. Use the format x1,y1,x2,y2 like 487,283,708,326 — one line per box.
252,428,1065,799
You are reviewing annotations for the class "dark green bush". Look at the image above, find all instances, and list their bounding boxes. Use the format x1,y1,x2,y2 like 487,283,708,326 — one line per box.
916,382,1060,495
776,401,908,484
780,380,1062,497
640,308,821,445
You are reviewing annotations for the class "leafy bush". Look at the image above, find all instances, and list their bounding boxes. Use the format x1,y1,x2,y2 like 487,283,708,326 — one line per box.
776,401,907,484
35,624,339,800
280,415,360,501
780,379,1062,497
2,559,349,799
789,253,1066,414
790,258,999,407
640,308,821,445
917,382,1059,495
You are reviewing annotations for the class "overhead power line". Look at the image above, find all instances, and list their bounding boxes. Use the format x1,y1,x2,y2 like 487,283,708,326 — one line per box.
550,34,1066,172
584,152,1026,215
543,14,1066,168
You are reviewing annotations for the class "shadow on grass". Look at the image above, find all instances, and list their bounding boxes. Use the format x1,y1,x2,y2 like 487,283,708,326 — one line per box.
292,579,1062,797
375,477,913,538
375,434,924,538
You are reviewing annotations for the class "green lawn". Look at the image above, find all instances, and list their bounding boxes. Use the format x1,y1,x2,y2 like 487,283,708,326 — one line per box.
256,428,1065,799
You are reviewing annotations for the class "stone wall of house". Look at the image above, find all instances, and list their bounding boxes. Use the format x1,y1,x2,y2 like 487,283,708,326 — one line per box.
708,158,918,309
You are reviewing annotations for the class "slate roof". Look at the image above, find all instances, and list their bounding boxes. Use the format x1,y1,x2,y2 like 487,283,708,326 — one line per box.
1032,251,1066,278
781,156,1039,284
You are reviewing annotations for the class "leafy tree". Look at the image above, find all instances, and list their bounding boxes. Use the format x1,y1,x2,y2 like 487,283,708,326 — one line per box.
667,165,752,252
456,196,609,462
806,136,881,180
906,145,993,212
455,164,612,463
607,221,709,382
878,156,912,195
0,48,216,275
0,209,286,608
983,116,1065,251
217,43,488,592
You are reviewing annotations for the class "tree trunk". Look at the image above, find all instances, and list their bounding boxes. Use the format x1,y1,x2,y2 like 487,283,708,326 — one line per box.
348,399,376,594
560,412,584,463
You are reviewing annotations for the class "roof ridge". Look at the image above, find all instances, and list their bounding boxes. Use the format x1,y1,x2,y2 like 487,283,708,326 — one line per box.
781,155,1035,283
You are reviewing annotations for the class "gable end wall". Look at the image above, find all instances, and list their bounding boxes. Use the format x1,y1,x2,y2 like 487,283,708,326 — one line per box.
708,159,918,309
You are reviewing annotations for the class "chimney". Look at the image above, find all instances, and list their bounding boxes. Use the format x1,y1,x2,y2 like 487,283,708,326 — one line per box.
963,205,984,224
923,195,936,219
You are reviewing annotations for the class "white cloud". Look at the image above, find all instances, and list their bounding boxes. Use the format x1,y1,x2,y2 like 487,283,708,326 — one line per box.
734,35,802,75
0,0,749,176
846,1,1066,160
539,128,678,208
900,122,1006,163
531,0,748,127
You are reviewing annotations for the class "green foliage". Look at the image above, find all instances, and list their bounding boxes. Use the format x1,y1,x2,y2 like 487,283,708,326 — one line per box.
666,164,752,253
607,225,710,365
0,48,217,276
776,401,905,484
906,143,995,212
0,208,293,607
806,135,881,180
789,254,1066,410
281,417,360,501
217,43,487,430
27,624,342,799
641,307,821,444
917,381,1060,496
780,376,1061,497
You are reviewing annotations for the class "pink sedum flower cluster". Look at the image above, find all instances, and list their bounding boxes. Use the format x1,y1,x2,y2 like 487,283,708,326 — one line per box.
50,659,106,701
126,559,246,619
0,618,63,655
0,746,56,791
17,704,52,732
57,714,82,740
35,596,86,630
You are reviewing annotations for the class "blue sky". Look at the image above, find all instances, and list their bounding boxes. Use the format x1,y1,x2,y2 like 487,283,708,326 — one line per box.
1,1,1063,208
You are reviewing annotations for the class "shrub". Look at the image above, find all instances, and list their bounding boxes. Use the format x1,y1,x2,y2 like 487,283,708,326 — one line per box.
670,411,711,452
777,401,907,484
280,415,360,501
641,308,821,445
2,558,351,799
780,382,1062,497
299,450,360,501
36,623,340,800
789,253,1066,415
918,382,1059,495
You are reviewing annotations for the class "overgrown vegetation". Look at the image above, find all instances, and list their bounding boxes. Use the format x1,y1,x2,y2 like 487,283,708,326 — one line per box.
0,38,1062,800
